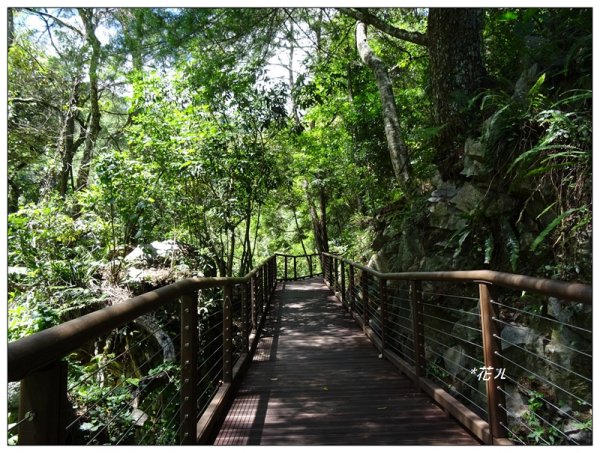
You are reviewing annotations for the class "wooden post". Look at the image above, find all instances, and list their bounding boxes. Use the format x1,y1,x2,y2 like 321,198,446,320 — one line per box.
250,275,257,330
241,283,249,353
270,257,275,293
361,270,369,327
410,281,425,382
309,255,313,278
340,260,346,306
180,291,199,445
334,257,339,294
379,277,388,351
18,361,69,444
293,255,297,280
223,285,233,384
256,269,263,320
284,256,288,281
263,265,268,305
348,264,355,314
479,283,508,440
273,256,277,290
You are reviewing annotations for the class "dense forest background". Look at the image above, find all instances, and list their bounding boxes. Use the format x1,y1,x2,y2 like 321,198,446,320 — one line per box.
4,7,593,446
7,7,591,336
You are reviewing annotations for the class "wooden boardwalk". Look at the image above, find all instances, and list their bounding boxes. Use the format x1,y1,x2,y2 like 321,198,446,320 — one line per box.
214,278,479,445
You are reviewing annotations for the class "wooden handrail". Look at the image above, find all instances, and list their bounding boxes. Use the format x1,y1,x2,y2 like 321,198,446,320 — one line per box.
323,252,592,445
8,257,274,383
322,252,592,304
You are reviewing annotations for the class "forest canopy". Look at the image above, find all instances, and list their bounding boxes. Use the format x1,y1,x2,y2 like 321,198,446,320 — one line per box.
5,7,593,447
6,6,592,333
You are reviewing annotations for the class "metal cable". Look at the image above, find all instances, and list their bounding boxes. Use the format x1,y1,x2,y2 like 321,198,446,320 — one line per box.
422,301,481,318
115,374,181,445
424,324,483,350
385,317,414,335
491,300,592,334
500,374,590,428
421,290,479,302
498,404,550,445
426,368,488,415
86,366,177,445
66,338,174,432
492,317,592,359
422,312,483,334
496,352,592,406
497,416,531,445
67,321,177,393
493,333,591,383
422,334,485,367
425,348,488,399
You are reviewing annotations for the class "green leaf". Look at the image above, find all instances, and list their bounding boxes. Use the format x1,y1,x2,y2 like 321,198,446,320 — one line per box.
501,219,519,272
528,73,546,98
484,234,494,265
530,208,580,252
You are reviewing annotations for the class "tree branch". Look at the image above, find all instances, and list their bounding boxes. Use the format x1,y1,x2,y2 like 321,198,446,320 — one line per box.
355,21,411,183
338,7,428,47
9,97,62,112
24,8,84,37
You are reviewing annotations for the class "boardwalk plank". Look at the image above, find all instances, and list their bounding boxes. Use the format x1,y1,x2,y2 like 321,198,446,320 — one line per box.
214,278,480,445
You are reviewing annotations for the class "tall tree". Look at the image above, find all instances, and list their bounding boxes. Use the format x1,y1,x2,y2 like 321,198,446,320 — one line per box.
427,8,486,180
75,8,102,191
340,8,486,180
355,21,410,184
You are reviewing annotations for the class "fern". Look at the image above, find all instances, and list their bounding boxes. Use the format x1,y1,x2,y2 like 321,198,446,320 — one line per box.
484,234,494,265
501,219,519,271
530,208,580,252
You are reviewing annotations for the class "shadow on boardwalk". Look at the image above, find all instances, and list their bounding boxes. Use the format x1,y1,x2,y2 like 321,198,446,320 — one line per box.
215,278,480,445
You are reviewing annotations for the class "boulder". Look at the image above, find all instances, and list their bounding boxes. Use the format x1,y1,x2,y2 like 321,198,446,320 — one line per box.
124,240,181,265
449,183,485,213
428,181,458,203
464,138,486,162
7,382,19,414
150,240,180,258
451,306,482,342
428,202,467,231
505,384,528,418
444,346,466,376
500,324,539,350
368,252,389,273
563,419,592,444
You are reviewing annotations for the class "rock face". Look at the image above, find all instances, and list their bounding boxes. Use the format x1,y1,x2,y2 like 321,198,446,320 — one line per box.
444,346,466,376
8,382,20,414
117,240,197,292
500,324,540,350
124,240,182,266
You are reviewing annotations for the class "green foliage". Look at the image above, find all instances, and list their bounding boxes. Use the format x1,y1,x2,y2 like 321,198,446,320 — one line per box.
6,7,593,446
8,197,106,340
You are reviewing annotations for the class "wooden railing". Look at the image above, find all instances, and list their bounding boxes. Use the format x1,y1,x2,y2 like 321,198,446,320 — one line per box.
8,250,591,445
322,252,592,445
276,252,321,281
7,255,288,445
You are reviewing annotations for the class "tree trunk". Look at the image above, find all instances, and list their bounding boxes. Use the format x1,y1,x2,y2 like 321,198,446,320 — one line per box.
57,81,82,197
304,180,328,255
293,209,309,256
76,8,102,191
355,22,410,184
428,8,486,180
8,8,15,49
318,184,329,253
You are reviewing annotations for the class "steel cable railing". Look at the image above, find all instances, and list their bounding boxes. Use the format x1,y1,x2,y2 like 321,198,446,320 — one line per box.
8,255,281,445
323,252,592,446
